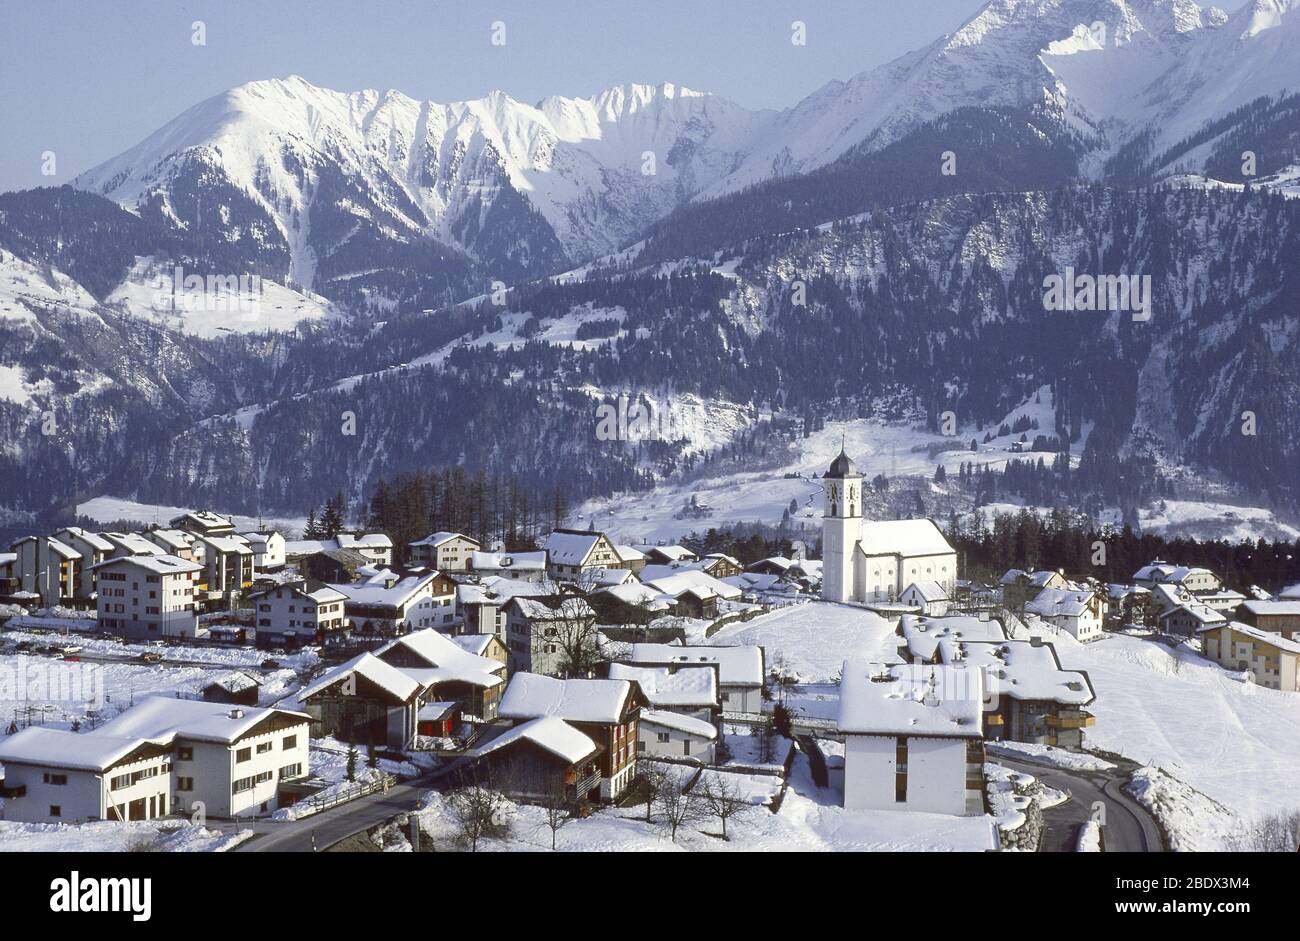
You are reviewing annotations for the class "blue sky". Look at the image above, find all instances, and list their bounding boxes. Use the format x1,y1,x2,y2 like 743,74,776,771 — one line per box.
0,0,1254,194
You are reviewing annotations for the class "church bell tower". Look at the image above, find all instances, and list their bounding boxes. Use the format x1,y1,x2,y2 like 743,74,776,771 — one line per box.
822,443,862,603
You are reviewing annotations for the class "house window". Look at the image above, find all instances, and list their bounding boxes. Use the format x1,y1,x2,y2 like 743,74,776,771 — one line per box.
656,732,669,743
236,747,252,763
177,746,193,761
177,777,194,791
895,736,908,803
43,773,68,785
283,735,297,750
256,742,272,754
49,805,61,818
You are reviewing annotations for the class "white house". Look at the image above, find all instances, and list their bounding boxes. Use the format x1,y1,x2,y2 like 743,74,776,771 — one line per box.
91,554,201,639
248,579,349,646
636,711,718,763
52,528,115,599
607,662,719,763
838,660,985,815
1133,562,1221,593
239,531,286,571
408,532,480,572
285,533,393,566
330,569,457,636
469,549,548,582
900,581,950,616
1200,621,1300,691
1025,587,1106,642
144,528,198,561
457,575,551,638
627,643,764,715
9,535,81,608
505,595,598,676
544,529,624,581
0,696,310,822
821,448,958,604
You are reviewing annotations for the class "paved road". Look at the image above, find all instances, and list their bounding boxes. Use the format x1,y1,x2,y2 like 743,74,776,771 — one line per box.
233,757,472,853
995,755,1163,853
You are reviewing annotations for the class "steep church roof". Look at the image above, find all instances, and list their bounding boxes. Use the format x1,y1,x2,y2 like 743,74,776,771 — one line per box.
827,446,859,478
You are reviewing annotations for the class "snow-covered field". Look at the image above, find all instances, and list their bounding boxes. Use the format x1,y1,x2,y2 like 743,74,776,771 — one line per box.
707,601,900,684
75,496,308,536
1055,632,1300,837
0,820,251,853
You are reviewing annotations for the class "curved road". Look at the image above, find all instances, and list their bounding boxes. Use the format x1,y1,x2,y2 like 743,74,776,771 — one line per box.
995,755,1164,853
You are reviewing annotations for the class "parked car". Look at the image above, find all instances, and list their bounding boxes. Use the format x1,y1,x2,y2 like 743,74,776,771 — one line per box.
137,651,163,663
261,659,281,670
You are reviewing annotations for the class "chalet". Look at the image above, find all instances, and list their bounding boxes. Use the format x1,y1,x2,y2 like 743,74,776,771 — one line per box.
469,549,548,582
407,532,480,572
636,545,698,566
505,595,598,676
300,547,370,583
294,630,507,748
170,511,237,538
330,569,457,637
1235,600,1300,639
0,696,310,822
201,671,263,706
1025,587,1105,642
91,554,200,639
1133,562,1222,593
590,582,673,625
838,660,984,815
544,529,623,580
607,662,719,762
627,643,764,715
496,673,646,801
248,579,349,648
1159,601,1226,637
468,717,604,804
1200,621,1300,691
613,545,647,575
1197,588,1248,614
899,581,950,616
376,629,507,721
640,569,743,619
285,533,393,567
52,528,114,599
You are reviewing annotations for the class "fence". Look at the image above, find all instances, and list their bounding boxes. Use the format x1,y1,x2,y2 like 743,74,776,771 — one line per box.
291,773,397,819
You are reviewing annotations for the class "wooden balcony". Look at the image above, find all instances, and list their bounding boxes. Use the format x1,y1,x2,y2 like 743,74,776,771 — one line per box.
1045,712,1095,730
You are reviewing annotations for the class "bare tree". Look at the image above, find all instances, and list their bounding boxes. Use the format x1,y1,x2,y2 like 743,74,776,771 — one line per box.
697,772,752,841
1232,809,1300,852
656,774,705,843
538,782,575,850
535,574,607,676
640,765,670,823
446,777,511,852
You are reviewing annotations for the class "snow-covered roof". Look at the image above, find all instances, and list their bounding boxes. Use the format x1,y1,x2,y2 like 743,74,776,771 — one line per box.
941,640,1094,706
607,663,717,708
378,629,504,688
450,634,498,657
858,518,953,557
642,569,743,601
96,695,308,745
614,545,646,563
103,531,166,555
296,652,422,703
200,534,253,554
597,582,672,610
1203,621,1300,654
417,701,459,720
457,576,548,606
1240,600,1300,617
89,553,202,576
203,670,263,693
330,571,442,608
902,580,949,603
544,530,605,565
1159,602,1226,625
1280,582,1300,601
45,536,80,560
1026,587,1096,619
470,550,547,572
639,710,718,740
499,673,633,724
900,614,1008,662
472,716,599,765
337,532,393,550
146,528,194,552
238,531,281,548
838,661,983,738
0,551,16,566
629,643,763,688
171,510,234,530
637,544,696,562
0,728,159,772
409,531,477,548
509,596,596,621
249,579,347,604
57,527,115,552
1133,562,1215,583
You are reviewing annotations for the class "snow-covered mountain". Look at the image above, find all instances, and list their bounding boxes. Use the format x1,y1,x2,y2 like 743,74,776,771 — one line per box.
73,77,769,288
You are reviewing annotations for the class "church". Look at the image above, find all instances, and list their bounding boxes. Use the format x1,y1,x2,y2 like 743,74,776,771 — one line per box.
821,447,958,604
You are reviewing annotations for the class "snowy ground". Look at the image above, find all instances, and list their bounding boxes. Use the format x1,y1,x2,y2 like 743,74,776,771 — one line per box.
75,496,308,536
985,740,1117,772
1055,632,1300,836
0,819,252,852
707,601,901,684
410,750,997,852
